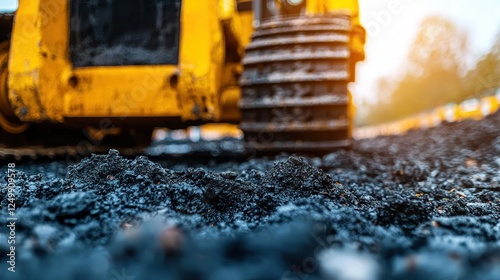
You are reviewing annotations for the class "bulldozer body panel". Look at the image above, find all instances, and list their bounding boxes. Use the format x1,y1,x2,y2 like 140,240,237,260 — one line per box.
1,0,365,154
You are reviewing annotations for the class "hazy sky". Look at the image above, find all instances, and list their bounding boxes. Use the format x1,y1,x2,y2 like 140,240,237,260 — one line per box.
1,0,499,104
0,0,16,12
355,0,500,104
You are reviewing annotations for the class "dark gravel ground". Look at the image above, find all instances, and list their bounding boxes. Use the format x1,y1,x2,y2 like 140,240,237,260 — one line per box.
1,111,500,280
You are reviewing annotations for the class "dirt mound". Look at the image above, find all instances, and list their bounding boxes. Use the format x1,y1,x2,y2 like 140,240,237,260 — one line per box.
1,111,499,279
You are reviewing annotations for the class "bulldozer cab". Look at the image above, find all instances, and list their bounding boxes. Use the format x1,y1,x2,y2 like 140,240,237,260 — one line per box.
253,0,307,24
251,0,361,24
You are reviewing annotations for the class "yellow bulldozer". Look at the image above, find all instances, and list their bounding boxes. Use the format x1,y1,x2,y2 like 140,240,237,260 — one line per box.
0,0,365,157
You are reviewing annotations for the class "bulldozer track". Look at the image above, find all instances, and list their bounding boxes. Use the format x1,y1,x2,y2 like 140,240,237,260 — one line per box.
0,144,144,161
0,124,149,161
240,15,353,153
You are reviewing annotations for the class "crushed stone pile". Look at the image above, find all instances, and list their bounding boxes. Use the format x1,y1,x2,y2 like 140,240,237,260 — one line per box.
1,111,500,280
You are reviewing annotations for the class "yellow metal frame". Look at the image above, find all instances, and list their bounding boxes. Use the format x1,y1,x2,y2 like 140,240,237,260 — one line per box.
7,0,363,128
8,0,239,124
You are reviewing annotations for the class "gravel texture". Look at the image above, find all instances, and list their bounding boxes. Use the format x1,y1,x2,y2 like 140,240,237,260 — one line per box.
1,111,500,280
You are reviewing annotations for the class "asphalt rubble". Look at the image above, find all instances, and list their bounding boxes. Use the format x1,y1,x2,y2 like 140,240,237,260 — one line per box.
1,111,500,280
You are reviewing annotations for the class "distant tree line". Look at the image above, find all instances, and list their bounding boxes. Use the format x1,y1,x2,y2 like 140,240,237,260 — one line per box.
359,15,500,126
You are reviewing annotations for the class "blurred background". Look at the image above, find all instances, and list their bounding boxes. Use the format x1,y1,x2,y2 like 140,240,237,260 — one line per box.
355,0,500,125
0,0,16,12
1,0,499,127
